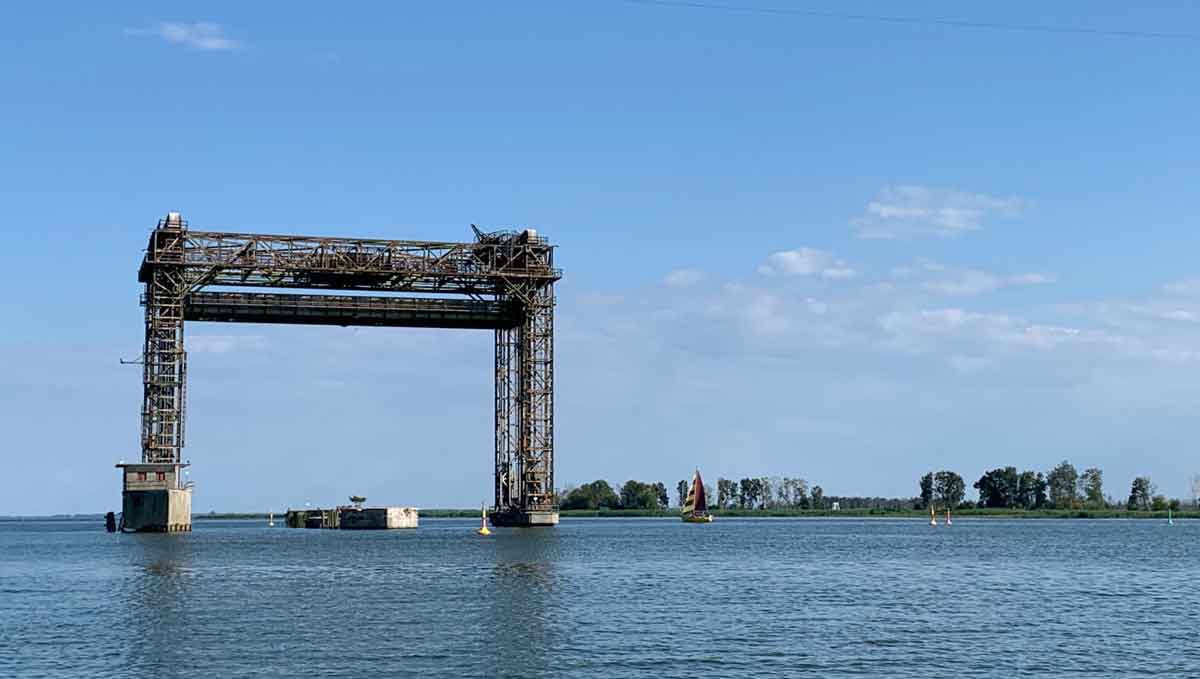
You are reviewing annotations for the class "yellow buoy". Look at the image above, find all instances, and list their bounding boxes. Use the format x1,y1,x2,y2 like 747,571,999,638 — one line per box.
476,504,491,536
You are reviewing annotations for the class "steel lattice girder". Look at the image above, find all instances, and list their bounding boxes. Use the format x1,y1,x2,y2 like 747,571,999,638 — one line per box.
184,292,523,329
138,229,561,295
137,215,559,517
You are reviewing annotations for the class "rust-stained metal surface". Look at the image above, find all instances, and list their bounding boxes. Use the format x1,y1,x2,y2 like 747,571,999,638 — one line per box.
183,292,523,329
137,214,560,520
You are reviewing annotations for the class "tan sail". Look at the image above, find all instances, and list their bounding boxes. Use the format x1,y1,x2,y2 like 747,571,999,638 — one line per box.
682,476,697,515
681,469,713,523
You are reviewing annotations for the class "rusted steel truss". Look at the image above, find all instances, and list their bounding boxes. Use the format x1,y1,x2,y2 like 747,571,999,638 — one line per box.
137,214,560,518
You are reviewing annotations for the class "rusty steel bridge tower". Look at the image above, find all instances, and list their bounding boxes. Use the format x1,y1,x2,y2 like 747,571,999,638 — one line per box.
123,212,561,531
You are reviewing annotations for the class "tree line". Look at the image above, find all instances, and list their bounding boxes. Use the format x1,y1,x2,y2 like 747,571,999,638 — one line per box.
920,461,1192,512
558,480,669,511
557,465,1200,513
561,476,857,511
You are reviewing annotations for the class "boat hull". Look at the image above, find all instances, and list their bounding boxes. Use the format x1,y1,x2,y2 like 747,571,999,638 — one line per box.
681,514,713,523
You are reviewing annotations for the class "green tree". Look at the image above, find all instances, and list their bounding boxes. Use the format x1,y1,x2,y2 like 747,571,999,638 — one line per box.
974,467,1020,508
1127,476,1153,511
919,473,935,510
717,478,737,509
1151,495,1168,511
738,478,765,509
676,480,688,508
560,480,620,510
810,485,825,510
794,478,810,508
759,477,774,509
651,482,669,509
1016,471,1047,509
775,477,794,507
619,480,661,509
933,471,966,510
1080,468,1105,508
778,477,809,507
1047,461,1080,509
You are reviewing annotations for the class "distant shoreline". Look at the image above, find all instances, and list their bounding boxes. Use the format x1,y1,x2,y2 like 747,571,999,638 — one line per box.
4,508,1195,521
155,507,1200,520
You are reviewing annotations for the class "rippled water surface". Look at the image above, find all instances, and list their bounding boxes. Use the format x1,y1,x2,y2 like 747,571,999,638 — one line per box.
2,517,1197,677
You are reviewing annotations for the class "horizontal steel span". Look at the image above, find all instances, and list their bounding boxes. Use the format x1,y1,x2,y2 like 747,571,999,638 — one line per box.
184,292,523,329
138,228,561,296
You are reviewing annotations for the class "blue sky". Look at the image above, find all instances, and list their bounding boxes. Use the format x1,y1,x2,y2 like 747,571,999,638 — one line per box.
3,2,1199,513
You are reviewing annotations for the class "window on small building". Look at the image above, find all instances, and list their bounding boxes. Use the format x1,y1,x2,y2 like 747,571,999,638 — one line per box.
156,472,166,481
137,472,147,481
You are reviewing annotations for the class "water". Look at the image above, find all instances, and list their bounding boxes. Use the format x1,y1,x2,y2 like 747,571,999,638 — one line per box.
2,517,1197,677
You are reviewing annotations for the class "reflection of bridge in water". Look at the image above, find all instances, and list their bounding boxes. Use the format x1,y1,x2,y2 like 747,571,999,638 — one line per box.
121,212,561,530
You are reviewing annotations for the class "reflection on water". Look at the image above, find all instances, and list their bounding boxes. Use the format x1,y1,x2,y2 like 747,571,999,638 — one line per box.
2,518,1199,677
487,529,565,679
124,535,196,679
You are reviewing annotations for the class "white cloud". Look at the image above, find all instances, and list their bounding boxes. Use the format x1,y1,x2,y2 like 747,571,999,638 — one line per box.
1163,279,1200,295
875,307,1100,359
922,270,1004,295
1160,310,1199,322
852,185,1024,239
758,247,857,280
125,22,239,51
663,269,706,288
1007,272,1056,286
921,269,1056,295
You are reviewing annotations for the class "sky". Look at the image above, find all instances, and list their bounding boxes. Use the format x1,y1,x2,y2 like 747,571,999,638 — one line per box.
2,1,1199,513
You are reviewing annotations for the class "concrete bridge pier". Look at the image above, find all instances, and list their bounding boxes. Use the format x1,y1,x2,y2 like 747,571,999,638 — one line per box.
116,463,192,532
489,509,559,527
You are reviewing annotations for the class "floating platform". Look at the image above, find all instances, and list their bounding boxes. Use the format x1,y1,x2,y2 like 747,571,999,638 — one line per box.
285,506,418,529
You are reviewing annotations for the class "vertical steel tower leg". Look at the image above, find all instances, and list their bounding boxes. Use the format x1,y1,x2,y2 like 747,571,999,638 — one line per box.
141,218,188,464
519,286,555,510
494,324,519,513
491,284,557,526
121,213,192,533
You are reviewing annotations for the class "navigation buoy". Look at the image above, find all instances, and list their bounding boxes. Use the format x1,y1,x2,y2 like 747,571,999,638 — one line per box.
476,504,491,536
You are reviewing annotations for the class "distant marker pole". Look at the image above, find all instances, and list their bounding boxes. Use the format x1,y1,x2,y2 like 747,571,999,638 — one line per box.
477,503,492,536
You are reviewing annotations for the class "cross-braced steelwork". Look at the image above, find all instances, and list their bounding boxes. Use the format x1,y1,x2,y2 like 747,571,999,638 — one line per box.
136,213,561,525
140,214,187,464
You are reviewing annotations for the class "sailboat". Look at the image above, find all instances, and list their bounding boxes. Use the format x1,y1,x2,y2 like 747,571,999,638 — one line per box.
1168,508,1174,526
930,507,938,526
945,508,952,526
681,470,714,523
